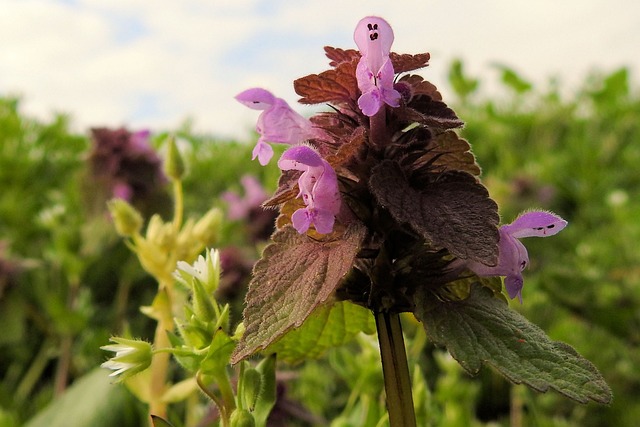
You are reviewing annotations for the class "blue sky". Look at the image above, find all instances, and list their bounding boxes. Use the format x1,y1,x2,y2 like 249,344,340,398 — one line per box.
1,0,638,140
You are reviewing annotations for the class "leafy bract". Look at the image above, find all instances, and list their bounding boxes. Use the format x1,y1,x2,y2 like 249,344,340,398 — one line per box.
231,224,366,364
263,300,375,363
412,130,481,177
369,160,499,265
294,61,358,105
413,284,613,404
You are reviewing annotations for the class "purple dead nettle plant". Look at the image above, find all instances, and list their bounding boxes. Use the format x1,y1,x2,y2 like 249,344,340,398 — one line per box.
234,15,611,425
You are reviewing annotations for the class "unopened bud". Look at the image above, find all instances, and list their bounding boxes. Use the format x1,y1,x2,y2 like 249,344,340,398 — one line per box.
108,199,143,237
241,367,263,411
230,409,255,427
165,136,185,180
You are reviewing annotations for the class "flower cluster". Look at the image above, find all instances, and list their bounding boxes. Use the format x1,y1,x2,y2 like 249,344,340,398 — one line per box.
235,15,567,306
88,127,167,203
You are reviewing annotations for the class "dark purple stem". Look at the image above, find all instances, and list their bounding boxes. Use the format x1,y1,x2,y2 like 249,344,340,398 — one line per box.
369,107,388,148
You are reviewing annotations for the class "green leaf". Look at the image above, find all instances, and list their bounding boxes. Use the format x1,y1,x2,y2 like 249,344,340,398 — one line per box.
201,328,236,376
150,415,176,427
494,64,533,94
448,59,479,99
413,284,613,404
24,368,141,427
231,224,366,364
369,160,499,265
253,355,277,426
263,300,375,363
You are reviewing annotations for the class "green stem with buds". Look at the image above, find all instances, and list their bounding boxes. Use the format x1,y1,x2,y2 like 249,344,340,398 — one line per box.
375,311,417,427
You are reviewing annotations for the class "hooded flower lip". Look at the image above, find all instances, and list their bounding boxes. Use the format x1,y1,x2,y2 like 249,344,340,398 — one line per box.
235,88,323,165
465,211,568,303
277,145,341,234
354,16,401,116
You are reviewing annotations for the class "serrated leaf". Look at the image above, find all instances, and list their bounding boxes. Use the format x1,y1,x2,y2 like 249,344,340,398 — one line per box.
231,224,366,363
369,160,499,265
294,61,358,105
390,52,431,73
263,300,375,363
398,74,442,100
418,130,481,177
324,46,360,67
399,96,464,130
413,284,612,404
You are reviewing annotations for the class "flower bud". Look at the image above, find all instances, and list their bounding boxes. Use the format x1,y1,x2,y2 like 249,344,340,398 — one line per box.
230,409,255,427
164,135,185,181
241,366,263,411
108,199,143,237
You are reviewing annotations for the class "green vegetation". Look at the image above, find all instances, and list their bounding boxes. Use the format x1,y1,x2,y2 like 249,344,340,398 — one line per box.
1,63,638,426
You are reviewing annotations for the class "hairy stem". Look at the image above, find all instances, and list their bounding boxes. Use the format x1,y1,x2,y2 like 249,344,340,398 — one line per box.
375,311,417,427
369,107,389,148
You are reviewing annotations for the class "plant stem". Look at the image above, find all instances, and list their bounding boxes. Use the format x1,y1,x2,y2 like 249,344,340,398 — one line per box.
375,311,417,427
369,107,389,148
148,287,173,420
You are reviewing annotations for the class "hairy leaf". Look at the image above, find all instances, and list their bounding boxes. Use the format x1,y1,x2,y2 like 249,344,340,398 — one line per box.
369,160,499,265
417,130,481,177
231,224,366,363
325,46,360,67
263,300,375,363
401,95,464,130
413,284,613,404
398,74,442,100
294,61,358,105
390,52,431,73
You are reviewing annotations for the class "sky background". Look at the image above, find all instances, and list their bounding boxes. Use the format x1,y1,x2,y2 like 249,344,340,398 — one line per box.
1,0,638,141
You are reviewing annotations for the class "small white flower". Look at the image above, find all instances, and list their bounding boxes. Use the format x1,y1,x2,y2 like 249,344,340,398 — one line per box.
101,337,152,380
174,249,221,293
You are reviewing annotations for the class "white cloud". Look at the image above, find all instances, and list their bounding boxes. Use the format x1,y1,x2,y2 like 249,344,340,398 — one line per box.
0,0,638,140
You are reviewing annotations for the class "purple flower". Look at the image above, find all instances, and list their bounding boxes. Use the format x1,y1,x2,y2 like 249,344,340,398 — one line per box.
222,175,268,220
465,211,568,303
88,127,167,203
277,145,341,234
236,88,322,166
354,16,401,116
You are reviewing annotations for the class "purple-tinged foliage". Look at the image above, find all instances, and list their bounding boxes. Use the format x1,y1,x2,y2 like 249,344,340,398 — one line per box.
232,20,611,407
235,88,324,165
464,211,568,302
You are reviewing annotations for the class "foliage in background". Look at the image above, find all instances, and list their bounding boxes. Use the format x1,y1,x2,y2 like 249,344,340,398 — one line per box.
1,61,639,426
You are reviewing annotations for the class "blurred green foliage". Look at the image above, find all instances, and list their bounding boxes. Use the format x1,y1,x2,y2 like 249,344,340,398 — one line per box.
1,61,639,426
